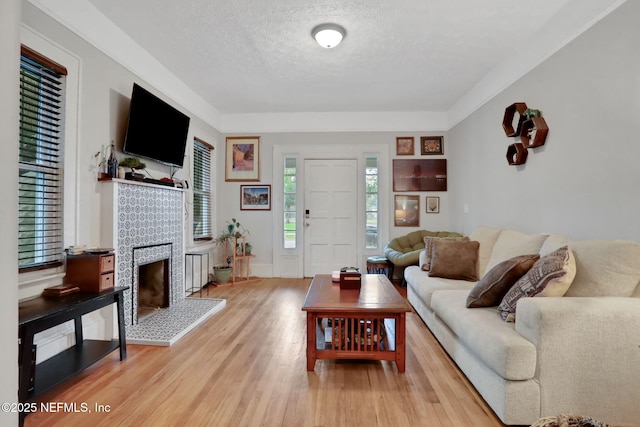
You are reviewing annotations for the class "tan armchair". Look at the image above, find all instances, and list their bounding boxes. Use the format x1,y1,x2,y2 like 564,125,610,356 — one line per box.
383,230,463,268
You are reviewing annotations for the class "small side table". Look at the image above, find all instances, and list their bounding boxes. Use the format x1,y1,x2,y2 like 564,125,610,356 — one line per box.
185,252,211,296
366,256,394,280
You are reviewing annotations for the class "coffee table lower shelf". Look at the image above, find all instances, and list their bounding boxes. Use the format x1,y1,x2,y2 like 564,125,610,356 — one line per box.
305,312,406,372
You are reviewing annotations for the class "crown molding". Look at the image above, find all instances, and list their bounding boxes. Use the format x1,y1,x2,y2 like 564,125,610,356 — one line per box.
28,0,626,134
217,111,449,134
27,0,224,130
447,0,627,129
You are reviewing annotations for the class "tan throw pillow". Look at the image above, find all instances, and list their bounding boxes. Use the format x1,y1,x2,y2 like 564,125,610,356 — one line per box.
498,246,576,322
422,236,469,271
428,239,480,281
466,254,540,308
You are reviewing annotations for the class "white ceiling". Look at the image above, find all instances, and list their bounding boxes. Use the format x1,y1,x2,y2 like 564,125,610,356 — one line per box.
32,0,624,132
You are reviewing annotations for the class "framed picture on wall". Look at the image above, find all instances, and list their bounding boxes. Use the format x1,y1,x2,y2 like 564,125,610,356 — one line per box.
394,195,419,227
392,159,447,191
420,136,444,155
396,137,415,155
225,136,260,181
240,185,271,210
426,196,440,213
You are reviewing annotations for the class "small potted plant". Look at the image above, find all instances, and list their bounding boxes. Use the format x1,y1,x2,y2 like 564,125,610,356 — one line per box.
214,218,250,251
93,145,108,179
213,219,251,281
212,257,233,284
119,157,146,179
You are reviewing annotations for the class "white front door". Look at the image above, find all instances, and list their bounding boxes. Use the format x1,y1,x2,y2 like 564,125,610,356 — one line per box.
303,159,358,277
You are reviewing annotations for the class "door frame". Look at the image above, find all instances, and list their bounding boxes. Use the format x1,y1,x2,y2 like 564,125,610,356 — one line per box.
272,144,390,278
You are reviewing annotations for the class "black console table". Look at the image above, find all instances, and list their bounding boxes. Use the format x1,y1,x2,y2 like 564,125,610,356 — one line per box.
18,287,128,424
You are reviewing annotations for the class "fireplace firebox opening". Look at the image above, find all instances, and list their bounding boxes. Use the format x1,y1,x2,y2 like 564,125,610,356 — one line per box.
137,258,170,322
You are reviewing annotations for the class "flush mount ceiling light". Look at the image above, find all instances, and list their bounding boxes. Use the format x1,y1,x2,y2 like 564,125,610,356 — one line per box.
311,23,346,48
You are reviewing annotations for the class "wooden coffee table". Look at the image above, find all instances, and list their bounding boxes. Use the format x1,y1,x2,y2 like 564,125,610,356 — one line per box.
302,274,412,372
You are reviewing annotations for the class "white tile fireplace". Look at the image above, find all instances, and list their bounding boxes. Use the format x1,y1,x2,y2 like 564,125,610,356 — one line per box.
100,179,185,327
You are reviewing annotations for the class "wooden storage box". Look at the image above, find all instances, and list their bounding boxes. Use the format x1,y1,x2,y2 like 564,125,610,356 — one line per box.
65,253,115,292
339,271,361,289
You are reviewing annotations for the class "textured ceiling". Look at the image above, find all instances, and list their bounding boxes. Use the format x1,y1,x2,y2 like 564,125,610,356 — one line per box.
85,0,574,115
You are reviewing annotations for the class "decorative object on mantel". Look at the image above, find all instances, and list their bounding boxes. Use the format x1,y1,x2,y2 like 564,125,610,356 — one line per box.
107,141,119,178
93,144,109,179
502,103,549,166
119,157,147,180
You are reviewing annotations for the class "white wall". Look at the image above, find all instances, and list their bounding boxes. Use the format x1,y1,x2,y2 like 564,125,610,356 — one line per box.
13,2,222,366
449,0,640,242
0,0,20,424
218,131,451,276
19,2,222,299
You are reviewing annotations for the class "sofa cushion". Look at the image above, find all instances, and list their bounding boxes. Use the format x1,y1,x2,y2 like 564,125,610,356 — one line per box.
428,239,480,281
405,266,475,310
565,240,640,297
466,254,540,308
469,226,503,277
485,230,549,273
421,236,469,271
498,246,576,322
539,234,570,256
431,290,537,380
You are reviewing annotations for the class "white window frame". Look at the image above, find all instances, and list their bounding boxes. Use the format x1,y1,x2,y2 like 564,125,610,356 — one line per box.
365,156,380,249
192,137,213,241
18,26,79,291
272,144,389,278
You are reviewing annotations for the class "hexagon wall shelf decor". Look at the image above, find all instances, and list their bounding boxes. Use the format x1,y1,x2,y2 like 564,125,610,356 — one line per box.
506,142,528,166
519,116,549,148
502,102,528,137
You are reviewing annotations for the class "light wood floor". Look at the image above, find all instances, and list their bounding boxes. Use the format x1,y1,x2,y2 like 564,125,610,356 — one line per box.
26,278,505,427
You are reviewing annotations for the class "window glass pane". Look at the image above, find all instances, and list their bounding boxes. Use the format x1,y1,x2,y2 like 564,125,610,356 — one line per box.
365,156,378,169
365,156,379,249
283,157,297,249
284,175,296,192
366,174,378,193
366,194,378,212
18,49,65,271
366,213,378,249
284,194,296,211
193,139,212,239
285,158,297,170
284,231,296,249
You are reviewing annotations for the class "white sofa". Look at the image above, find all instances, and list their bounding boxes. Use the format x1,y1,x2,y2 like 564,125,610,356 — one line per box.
405,226,640,426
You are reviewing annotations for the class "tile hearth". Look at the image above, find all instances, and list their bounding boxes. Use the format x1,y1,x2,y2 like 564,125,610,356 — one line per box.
126,297,226,346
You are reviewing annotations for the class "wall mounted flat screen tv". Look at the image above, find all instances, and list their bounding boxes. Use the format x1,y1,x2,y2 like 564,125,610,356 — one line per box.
123,83,190,168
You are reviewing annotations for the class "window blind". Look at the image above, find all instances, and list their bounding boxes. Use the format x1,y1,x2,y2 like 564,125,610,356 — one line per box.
193,138,212,240
18,47,67,271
